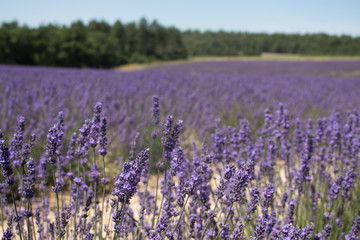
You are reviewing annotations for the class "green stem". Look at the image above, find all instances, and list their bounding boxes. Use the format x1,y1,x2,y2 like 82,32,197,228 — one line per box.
170,195,189,238
118,198,128,232
140,135,155,236
42,190,48,240
93,148,98,240
156,160,169,226
151,168,160,229
295,193,302,226
31,202,36,240
82,166,86,187
27,200,31,240
10,185,23,240
112,200,122,240
105,201,113,238
215,203,233,240
125,212,138,224
156,187,165,227
200,198,220,240
1,193,4,233
77,157,81,177
52,165,61,240
113,197,127,240
73,186,79,239
67,164,72,240
61,191,64,212
100,155,106,240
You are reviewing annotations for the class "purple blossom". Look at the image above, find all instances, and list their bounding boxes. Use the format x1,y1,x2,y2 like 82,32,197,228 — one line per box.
89,163,100,183
342,169,356,199
98,117,108,156
23,157,36,199
346,216,360,240
301,222,314,239
46,125,60,164
2,227,14,240
0,140,15,185
215,164,236,199
10,116,25,168
152,96,160,126
112,148,150,204
253,216,267,239
66,132,77,164
247,187,261,214
74,177,84,187
230,220,245,240
170,147,185,176
226,164,250,204
262,183,275,215
329,175,344,200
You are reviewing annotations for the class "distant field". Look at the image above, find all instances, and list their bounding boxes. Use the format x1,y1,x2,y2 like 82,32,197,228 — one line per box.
115,54,360,72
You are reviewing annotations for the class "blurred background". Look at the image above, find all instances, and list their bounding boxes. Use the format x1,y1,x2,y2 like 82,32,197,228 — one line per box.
1,0,360,68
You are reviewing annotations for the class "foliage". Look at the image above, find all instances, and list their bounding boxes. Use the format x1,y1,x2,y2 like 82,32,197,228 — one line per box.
0,19,187,68
182,30,360,56
1,19,360,68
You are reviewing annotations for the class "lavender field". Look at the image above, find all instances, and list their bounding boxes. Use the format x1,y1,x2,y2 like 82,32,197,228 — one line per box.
1,61,360,239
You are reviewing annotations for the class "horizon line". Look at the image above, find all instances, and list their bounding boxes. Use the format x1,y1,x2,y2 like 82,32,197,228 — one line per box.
2,18,359,38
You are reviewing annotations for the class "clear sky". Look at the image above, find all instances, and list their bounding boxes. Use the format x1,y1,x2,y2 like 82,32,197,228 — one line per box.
1,0,360,36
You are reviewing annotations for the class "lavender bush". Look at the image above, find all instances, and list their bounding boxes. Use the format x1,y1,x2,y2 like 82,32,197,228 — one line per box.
0,61,359,239
0,99,359,239
1,61,360,147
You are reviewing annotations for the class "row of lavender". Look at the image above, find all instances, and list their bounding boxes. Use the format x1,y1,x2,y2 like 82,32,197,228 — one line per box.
1,96,359,239
1,62,360,156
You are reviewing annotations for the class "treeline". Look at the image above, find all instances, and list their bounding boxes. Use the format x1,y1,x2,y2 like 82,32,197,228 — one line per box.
0,19,187,68
1,19,360,68
182,31,360,56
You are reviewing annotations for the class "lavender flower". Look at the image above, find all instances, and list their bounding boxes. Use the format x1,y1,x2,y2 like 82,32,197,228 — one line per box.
76,119,91,159
262,183,275,215
247,188,261,214
161,117,182,161
112,148,150,203
10,116,25,168
66,132,77,164
74,177,84,187
215,164,235,199
301,222,314,239
0,140,15,185
329,175,344,200
286,201,296,224
89,102,102,148
51,177,65,193
23,157,36,199
170,147,185,176
46,125,60,164
2,227,14,240
230,220,245,240
20,133,36,167
98,117,108,156
253,216,267,239
152,96,160,126
278,223,301,239
89,163,100,183
219,223,230,240
226,164,250,204
345,216,360,240
342,170,356,199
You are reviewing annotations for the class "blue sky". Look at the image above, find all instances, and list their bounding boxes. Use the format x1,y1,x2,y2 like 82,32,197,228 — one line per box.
1,0,360,36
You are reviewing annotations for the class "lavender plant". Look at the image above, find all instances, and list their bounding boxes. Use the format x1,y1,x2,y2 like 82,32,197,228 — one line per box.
0,61,359,239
